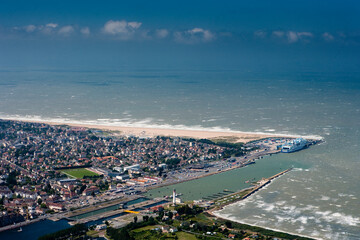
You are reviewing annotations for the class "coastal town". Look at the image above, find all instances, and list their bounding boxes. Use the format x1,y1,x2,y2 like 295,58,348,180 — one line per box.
0,119,317,240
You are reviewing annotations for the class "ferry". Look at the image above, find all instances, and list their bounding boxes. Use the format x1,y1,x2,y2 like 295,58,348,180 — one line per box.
281,138,307,153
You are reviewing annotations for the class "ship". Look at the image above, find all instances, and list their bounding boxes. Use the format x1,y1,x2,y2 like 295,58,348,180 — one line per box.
281,138,307,153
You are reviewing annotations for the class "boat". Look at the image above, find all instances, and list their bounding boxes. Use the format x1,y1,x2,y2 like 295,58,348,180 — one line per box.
17,227,22,232
281,138,307,153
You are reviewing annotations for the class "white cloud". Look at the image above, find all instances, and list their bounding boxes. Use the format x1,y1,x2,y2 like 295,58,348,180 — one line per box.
272,31,285,38
297,32,313,38
25,25,36,33
80,27,90,36
41,23,59,34
127,22,142,29
272,30,314,43
58,26,75,36
174,27,214,44
189,28,214,41
102,20,142,39
322,32,334,41
287,31,299,43
155,29,169,39
254,30,267,38
45,23,58,28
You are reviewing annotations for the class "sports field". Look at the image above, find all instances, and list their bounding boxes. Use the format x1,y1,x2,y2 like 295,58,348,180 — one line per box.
61,168,99,179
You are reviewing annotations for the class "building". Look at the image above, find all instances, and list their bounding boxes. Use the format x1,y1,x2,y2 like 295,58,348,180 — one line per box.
116,174,130,180
47,202,65,211
0,186,13,198
96,224,107,230
123,164,140,172
82,186,100,196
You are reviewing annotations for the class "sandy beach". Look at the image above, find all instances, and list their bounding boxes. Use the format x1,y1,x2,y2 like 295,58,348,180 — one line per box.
7,119,298,143
0,117,294,143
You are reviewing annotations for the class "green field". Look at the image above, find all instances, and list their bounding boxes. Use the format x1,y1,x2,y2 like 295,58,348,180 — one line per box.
61,168,99,179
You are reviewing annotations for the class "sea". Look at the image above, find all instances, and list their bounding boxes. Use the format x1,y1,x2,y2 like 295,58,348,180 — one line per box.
0,68,359,240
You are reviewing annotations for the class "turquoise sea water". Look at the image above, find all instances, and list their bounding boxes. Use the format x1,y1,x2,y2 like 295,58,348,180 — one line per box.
0,69,359,239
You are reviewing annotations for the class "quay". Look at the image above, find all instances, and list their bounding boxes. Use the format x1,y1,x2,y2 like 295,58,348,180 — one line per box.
147,147,282,191
47,195,142,222
0,216,47,233
67,198,168,225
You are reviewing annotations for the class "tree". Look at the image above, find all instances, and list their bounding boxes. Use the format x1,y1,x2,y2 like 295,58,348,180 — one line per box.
118,228,132,240
79,185,86,194
133,216,138,223
7,171,17,186
37,198,43,205
225,221,232,228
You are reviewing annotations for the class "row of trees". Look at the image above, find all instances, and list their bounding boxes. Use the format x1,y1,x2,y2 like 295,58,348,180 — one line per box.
106,216,157,240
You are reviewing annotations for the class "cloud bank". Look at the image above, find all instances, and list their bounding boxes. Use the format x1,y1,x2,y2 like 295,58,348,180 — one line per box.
6,20,358,45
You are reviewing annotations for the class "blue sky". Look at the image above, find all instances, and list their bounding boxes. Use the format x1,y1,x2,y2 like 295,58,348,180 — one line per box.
0,0,359,70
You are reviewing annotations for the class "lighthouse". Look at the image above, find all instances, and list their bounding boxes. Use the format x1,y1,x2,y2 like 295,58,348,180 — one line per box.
172,189,176,206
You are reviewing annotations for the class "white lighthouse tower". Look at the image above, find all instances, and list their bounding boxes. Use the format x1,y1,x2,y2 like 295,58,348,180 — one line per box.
172,189,176,206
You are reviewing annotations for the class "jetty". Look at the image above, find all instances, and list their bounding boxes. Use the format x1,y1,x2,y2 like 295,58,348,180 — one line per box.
212,168,292,207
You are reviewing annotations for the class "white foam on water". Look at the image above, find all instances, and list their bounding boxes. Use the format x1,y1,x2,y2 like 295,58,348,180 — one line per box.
314,210,360,227
0,114,324,140
212,210,323,240
320,195,330,201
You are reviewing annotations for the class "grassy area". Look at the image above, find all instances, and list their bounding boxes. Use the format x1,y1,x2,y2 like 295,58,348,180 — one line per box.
86,230,99,238
132,230,177,240
191,213,213,225
130,224,198,240
131,229,198,240
213,188,253,206
209,136,241,143
176,231,198,240
132,225,158,233
61,168,99,179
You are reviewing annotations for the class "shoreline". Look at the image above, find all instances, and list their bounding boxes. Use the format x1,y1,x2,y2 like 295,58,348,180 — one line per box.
0,117,322,143
208,170,319,240
210,213,318,240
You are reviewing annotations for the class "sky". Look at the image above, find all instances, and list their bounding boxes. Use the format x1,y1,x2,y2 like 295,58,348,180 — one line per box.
0,0,359,71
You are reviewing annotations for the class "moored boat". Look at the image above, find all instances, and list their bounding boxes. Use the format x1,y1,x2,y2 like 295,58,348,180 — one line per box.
281,138,307,153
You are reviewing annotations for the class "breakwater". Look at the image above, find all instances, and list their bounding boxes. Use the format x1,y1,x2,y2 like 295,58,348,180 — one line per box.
212,168,293,208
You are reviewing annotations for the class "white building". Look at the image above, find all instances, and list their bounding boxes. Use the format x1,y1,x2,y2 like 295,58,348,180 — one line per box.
123,164,140,172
